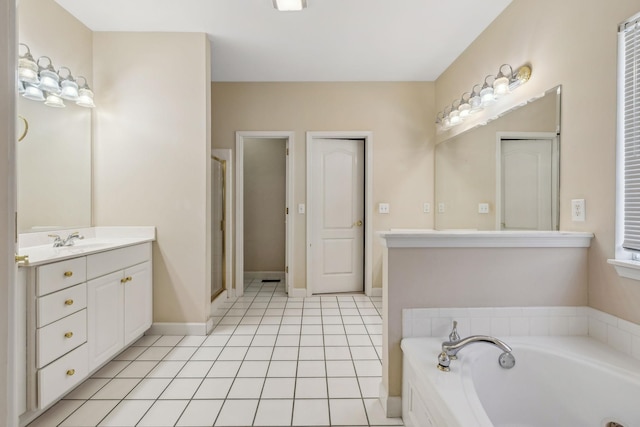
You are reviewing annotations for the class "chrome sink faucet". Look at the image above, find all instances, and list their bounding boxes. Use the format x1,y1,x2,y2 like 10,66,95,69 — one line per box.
49,231,84,247
437,321,516,372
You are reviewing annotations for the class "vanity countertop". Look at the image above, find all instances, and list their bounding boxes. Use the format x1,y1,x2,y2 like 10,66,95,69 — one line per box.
378,229,594,248
18,226,156,266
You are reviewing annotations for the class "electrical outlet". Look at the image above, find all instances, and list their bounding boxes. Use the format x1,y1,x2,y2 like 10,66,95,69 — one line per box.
438,202,445,214
379,203,390,214
478,203,490,214
571,199,585,221
298,204,305,214
423,203,431,213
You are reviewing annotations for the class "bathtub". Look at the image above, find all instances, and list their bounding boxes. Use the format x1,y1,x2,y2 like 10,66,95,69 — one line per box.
401,336,640,427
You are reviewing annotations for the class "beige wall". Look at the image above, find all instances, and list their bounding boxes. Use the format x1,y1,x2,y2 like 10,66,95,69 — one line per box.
1,0,16,424
435,90,557,230
17,0,92,232
243,138,286,272
435,0,640,324
383,245,589,400
93,32,212,324
212,82,436,290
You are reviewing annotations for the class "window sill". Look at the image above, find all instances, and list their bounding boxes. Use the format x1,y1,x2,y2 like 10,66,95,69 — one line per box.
608,259,640,281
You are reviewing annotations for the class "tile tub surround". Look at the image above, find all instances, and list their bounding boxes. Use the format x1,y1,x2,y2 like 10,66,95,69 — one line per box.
27,279,404,427
402,306,640,361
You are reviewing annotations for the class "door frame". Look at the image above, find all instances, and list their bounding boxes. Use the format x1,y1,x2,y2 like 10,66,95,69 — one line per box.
211,149,232,303
235,131,294,297
306,131,373,296
495,131,559,230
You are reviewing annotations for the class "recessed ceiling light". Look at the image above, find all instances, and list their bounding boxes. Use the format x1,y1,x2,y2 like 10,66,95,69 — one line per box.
273,0,307,11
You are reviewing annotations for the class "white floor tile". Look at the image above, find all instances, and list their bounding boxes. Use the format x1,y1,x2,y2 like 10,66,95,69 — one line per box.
292,399,329,426
152,336,184,347
328,377,361,398
279,324,301,335
358,377,382,398
275,335,300,347
235,324,260,335
354,360,382,377
298,346,325,360
329,398,369,426
177,335,207,347
254,399,293,426
193,377,234,399
214,399,258,426
113,346,146,361
115,361,158,378
257,324,281,334
341,308,361,316
323,324,346,334
350,346,380,360
125,377,172,399
251,335,277,346
348,335,373,346
132,335,160,347
301,324,323,334
59,400,119,427
163,346,198,361
237,360,270,377
158,378,202,399
27,400,84,427
260,317,282,325
326,360,356,377
202,334,231,346
227,377,265,398
302,316,322,325
271,347,299,360
137,346,172,360
218,346,248,360
137,400,189,427
146,361,186,378
175,399,224,427
190,346,223,361
261,377,295,399
245,346,274,360
228,334,254,346
297,361,326,377
299,335,324,346
281,316,302,325
91,378,140,400
97,399,153,427
303,308,321,316
207,360,242,377
267,360,298,377
92,361,130,379
295,377,327,398
345,324,369,334
63,378,109,400
177,360,214,377
324,346,351,360
324,335,348,346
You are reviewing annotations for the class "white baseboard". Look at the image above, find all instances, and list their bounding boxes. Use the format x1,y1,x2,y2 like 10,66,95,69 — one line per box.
148,322,208,336
370,287,382,297
245,271,285,280
379,382,402,418
289,287,308,298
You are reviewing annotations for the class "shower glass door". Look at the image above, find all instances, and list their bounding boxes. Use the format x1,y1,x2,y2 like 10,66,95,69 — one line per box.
211,156,226,301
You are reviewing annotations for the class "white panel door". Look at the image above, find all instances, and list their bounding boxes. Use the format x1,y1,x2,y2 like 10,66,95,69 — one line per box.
501,139,553,230
311,138,364,294
123,261,152,346
87,271,124,371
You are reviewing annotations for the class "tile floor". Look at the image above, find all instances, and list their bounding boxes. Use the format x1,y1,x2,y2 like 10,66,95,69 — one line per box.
28,279,404,427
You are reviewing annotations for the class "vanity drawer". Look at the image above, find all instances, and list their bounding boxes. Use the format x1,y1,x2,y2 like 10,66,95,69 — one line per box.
87,243,151,279
37,309,87,368
37,258,87,296
37,283,87,328
38,343,88,409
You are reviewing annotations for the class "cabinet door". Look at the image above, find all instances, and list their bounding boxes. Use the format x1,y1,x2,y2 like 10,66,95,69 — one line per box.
87,271,124,371
123,261,152,345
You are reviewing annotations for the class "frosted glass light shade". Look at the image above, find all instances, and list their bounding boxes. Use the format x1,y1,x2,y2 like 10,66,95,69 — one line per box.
480,86,495,106
38,69,61,95
273,0,307,11
493,75,510,97
44,93,65,108
60,79,79,100
22,84,45,101
76,87,95,108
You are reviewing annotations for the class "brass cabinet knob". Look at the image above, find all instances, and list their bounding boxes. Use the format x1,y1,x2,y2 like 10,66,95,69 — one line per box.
66,369,75,376
64,299,74,306
64,332,73,339
120,277,127,283
15,254,29,264
64,271,73,277
127,276,133,282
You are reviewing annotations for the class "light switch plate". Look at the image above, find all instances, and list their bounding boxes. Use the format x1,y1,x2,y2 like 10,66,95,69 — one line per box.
298,204,305,214
379,203,390,214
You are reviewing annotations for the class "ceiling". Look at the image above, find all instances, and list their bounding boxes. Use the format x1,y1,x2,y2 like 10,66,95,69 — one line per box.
55,0,512,82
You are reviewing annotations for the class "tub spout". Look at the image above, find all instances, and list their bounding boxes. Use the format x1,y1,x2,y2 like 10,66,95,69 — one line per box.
437,335,516,372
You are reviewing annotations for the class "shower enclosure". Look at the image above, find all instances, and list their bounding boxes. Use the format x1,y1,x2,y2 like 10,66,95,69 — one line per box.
211,155,226,301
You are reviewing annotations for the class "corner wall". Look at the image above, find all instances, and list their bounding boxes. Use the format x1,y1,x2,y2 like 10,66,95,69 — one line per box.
212,82,436,291
93,32,212,324
435,0,640,324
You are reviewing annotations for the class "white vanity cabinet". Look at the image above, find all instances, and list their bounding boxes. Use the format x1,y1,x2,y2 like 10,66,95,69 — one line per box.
22,241,153,416
87,243,152,370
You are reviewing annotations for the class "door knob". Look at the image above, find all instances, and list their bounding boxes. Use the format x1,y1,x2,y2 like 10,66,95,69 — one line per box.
355,220,363,227
15,254,29,264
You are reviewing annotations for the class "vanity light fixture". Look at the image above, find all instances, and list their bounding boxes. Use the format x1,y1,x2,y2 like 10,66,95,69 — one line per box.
435,63,532,133
273,0,307,11
17,44,96,108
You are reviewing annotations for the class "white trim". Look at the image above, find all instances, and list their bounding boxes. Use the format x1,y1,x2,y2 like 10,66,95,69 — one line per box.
148,322,209,336
236,131,295,298
379,382,402,418
608,259,640,281
306,131,374,296
211,149,233,299
370,287,382,297
379,230,594,248
289,287,308,298
495,132,559,231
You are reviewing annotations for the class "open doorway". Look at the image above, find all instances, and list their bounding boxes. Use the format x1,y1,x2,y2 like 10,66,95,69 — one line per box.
235,132,294,296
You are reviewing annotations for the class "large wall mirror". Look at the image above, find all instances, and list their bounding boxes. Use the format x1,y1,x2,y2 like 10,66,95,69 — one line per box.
435,86,561,231
17,0,93,233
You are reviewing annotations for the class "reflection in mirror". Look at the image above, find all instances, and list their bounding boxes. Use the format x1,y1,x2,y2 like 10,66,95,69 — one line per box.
17,97,92,232
435,86,560,231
